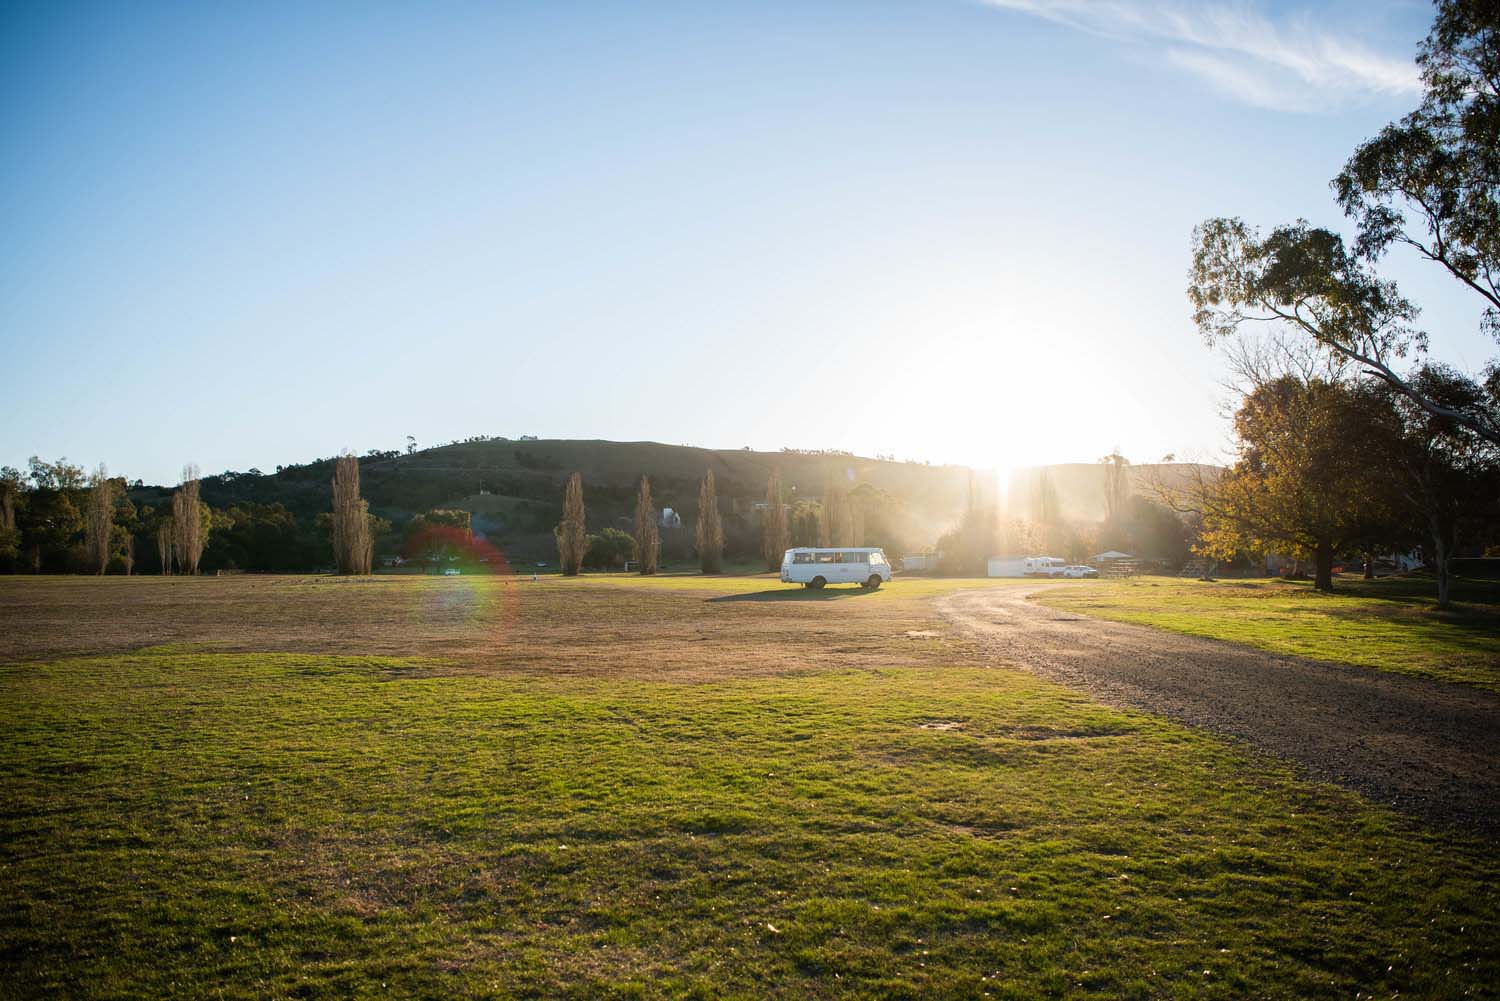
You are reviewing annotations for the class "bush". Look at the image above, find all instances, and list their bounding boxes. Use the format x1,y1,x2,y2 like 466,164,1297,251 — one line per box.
584,527,637,569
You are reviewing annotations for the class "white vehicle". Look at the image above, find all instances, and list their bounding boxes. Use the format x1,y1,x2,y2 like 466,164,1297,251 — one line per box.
1061,565,1098,579
781,547,893,589
1023,556,1067,577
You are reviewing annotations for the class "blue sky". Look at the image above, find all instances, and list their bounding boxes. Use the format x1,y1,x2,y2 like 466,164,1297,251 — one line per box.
2,0,1487,485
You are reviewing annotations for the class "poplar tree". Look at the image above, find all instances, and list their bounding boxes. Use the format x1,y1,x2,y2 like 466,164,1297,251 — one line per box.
171,465,205,576
762,469,788,570
331,454,373,574
826,480,854,548
555,472,588,575
633,475,660,575
696,469,724,574
85,464,117,575
157,517,174,574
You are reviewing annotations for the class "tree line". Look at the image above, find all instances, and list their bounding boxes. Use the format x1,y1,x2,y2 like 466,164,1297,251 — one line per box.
1177,0,1500,607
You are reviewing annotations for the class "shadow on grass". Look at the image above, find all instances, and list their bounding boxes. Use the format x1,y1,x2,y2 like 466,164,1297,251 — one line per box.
707,586,880,603
1323,575,1500,608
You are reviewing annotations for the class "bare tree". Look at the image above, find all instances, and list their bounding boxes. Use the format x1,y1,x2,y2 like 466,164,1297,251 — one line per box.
762,468,789,571
331,454,372,574
555,472,588,575
1099,450,1131,524
696,469,724,573
86,463,117,575
157,517,175,574
121,533,135,576
171,464,205,576
633,475,660,575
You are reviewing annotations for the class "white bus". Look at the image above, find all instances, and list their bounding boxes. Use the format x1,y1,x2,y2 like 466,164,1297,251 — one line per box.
781,547,893,589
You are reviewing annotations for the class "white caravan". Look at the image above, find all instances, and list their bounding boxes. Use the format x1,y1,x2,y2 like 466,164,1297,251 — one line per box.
987,556,1068,578
781,547,893,589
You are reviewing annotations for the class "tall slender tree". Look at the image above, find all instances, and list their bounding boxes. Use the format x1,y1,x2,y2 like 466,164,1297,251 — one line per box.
171,464,205,576
0,468,22,568
1100,451,1131,524
156,517,174,574
86,463,117,575
633,475,660,575
331,454,373,574
555,472,588,575
762,469,789,571
696,469,724,573
818,473,834,546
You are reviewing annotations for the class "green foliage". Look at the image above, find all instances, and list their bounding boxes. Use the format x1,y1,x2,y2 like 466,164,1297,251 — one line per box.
1193,1,1500,445
584,527,637,569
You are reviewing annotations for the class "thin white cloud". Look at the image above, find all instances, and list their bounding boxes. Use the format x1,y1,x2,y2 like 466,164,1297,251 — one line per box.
980,0,1421,112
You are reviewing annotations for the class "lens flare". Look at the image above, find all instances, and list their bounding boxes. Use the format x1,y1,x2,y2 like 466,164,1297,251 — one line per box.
401,525,524,645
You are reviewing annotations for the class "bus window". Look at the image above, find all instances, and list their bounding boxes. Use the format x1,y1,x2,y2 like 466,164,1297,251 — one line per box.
869,552,886,565
847,552,869,564
816,552,839,563
792,552,814,564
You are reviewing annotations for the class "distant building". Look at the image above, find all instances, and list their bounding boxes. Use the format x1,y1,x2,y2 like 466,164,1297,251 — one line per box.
660,507,682,529
901,553,940,572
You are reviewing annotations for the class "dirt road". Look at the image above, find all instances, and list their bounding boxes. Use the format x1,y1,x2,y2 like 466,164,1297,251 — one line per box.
938,586,1500,836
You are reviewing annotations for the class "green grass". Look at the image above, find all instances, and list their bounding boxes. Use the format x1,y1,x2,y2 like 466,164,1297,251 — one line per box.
1034,575,1500,691
4,638,1497,998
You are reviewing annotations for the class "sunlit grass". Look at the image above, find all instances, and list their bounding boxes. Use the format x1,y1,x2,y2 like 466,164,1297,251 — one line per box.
3,648,1495,999
1034,576,1500,691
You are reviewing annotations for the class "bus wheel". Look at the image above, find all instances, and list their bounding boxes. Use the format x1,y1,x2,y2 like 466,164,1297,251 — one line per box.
810,576,826,589
866,575,882,589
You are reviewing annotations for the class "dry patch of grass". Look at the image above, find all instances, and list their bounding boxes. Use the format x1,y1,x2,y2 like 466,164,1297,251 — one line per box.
0,575,1033,682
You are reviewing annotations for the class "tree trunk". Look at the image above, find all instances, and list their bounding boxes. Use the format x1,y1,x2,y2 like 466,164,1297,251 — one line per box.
1434,533,1451,610
1363,552,1375,580
1313,541,1334,593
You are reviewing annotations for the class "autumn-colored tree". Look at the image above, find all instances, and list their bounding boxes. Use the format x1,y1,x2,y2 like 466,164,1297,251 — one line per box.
633,475,659,575
761,469,789,571
1196,377,1401,592
696,469,724,573
171,465,206,576
554,472,588,575
330,454,372,575
85,464,117,575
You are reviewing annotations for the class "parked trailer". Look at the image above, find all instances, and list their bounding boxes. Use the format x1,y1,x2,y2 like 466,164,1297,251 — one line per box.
987,556,1067,578
781,547,893,589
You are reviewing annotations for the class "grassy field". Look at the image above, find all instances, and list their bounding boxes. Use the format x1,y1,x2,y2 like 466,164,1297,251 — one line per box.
2,574,1497,999
1033,575,1500,692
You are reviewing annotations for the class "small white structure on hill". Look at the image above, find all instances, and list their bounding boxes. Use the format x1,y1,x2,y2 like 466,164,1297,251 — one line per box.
660,507,682,529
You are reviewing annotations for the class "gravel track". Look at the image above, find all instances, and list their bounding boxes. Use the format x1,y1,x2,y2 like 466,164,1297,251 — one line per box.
938,586,1500,837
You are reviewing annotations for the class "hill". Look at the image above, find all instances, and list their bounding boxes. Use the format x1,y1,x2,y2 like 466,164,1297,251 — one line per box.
124,438,1217,565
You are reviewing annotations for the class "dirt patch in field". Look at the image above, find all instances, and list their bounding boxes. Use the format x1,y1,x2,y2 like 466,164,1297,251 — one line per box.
0,575,962,684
